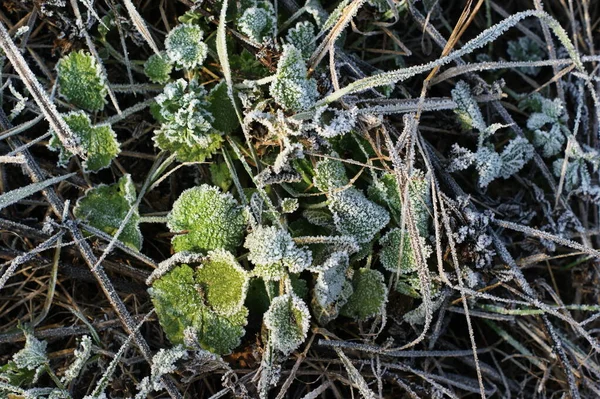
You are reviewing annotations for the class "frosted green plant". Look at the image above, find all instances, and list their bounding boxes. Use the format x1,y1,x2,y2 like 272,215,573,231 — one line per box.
165,23,208,70
553,141,600,194
167,185,245,253
56,50,108,111
311,252,353,325
281,198,299,213
74,175,143,250
244,225,313,280
499,136,535,178
379,228,432,274
153,78,223,162
285,21,316,59
62,336,92,384
270,44,318,112
48,111,120,172
263,293,311,355
135,346,187,399
524,94,568,158
340,268,387,320
507,36,543,76
144,52,172,84
313,155,349,192
237,1,276,43
149,258,249,354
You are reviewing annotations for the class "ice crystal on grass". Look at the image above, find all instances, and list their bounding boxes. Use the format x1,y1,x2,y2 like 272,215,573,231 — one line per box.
286,21,316,59
167,185,245,253
48,111,120,173
153,79,223,162
165,23,208,70
144,52,172,84
340,268,387,320
507,36,543,76
237,2,276,43
56,50,107,111
149,261,249,354
245,225,312,280
264,294,311,355
74,175,142,250
270,45,318,112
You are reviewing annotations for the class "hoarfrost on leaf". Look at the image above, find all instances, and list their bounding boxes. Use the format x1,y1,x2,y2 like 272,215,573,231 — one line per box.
134,345,188,399
48,111,120,173
447,144,476,173
340,268,387,320
285,21,316,59
144,52,173,84
474,147,503,188
313,155,349,192
165,23,208,70
499,136,534,179
312,251,350,308
73,175,143,250
12,330,48,372
451,80,486,133
264,294,311,355
56,50,108,111
62,336,92,384
506,36,544,76
167,184,245,253
270,45,318,112
237,2,276,43
379,228,432,274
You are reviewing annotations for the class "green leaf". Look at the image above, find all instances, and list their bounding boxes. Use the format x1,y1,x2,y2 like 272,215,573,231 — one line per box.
209,162,232,192
313,155,349,192
56,50,108,111
165,23,208,70
167,185,245,253
74,175,142,250
379,228,432,274
206,81,240,134
270,44,318,112
263,294,311,355
48,111,120,172
144,52,173,84
341,268,387,320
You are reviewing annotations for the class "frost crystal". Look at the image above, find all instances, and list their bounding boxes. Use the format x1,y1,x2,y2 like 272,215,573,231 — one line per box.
270,45,318,112
313,106,358,138
263,294,311,355
313,156,349,192
48,111,120,172
144,52,173,84
167,185,245,253
330,188,390,243
237,2,276,43
74,175,143,250
281,198,299,213
507,36,544,76
56,50,108,111
153,78,223,162
286,21,316,59
453,207,496,269
451,80,486,133
165,23,208,70
244,225,313,280
340,268,388,320
525,94,568,158
12,330,48,372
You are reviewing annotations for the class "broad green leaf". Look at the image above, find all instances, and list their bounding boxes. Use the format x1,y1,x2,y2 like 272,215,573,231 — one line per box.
57,50,108,111
341,268,387,320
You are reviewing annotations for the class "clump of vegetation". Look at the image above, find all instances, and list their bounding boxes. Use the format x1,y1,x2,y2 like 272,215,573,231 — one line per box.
2,0,600,398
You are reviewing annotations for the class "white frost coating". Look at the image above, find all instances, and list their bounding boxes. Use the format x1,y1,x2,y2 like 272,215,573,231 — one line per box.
165,23,208,70
313,251,349,308
286,21,316,59
62,335,92,384
263,294,311,355
237,2,276,43
134,345,188,399
270,45,318,112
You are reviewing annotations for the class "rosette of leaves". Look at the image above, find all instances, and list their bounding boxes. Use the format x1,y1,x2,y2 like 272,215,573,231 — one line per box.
48,111,120,172
144,52,173,84
270,44,318,112
507,36,544,76
263,293,311,355
285,21,316,59
237,1,276,43
149,250,250,354
153,78,223,162
244,225,313,280
340,268,388,320
74,175,143,250
56,50,108,111
167,184,245,253
165,23,208,70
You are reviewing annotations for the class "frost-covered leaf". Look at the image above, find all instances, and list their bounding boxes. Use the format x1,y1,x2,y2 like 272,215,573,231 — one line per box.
74,175,142,250
62,336,92,384
532,124,565,157
237,2,276,43
270,45,318,112
340,268,387,320
285,21,316,59
144,52,172,84
451,80,486,133
313,106,358,138
206,81,240,134
165,23,208,70
195,249,249,316
507,36,543,76
313,155,349,192
312,251,349,308
526,95,568,158
329,188,390,243
379,228,431,274
474,147,503,188
263,294,311,355
149,262,248,354
167,185,245,253
281,198,299,213
153,79,223,162
499,136,534,179
12,330,48,372
48,111,120,172
135,345,188,399
57,50,108,111
447,144,476,173
244,225,313,280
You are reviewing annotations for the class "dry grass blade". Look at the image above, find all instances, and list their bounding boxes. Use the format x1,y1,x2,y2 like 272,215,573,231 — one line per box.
123,0,161,56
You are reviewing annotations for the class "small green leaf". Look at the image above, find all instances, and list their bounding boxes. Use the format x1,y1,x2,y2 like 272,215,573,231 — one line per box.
74,175,142,250
206,81,240,134
144,52,173,84
165,23,208,70
313,155,349,192
341,268,387,320
167,185,245,253
379,228,432,274
263,294,311,355
209,162,232,192
48,111,120,172
56,50,108,111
